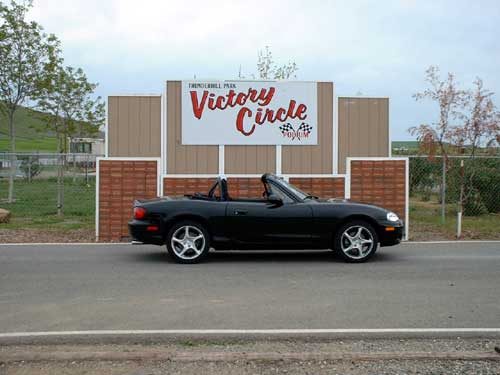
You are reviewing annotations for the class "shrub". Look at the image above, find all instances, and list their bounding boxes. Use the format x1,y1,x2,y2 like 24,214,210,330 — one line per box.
409,158,441,197
464,191,488,216
19,156,43,181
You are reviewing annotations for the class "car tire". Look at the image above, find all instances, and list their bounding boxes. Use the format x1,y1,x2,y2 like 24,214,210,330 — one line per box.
333,220,378,263
166,220,210,264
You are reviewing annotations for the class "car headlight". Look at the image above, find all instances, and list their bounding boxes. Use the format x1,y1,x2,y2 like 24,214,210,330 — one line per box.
386,212,399,222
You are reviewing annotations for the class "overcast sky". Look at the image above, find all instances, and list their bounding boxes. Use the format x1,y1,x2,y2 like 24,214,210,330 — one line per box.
29,0,500,141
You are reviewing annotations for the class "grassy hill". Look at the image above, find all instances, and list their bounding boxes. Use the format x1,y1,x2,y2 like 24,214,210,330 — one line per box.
0,106,58,152
0,106,103,153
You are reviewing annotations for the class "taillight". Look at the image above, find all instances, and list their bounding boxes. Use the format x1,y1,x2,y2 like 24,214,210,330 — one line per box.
134,207,147,220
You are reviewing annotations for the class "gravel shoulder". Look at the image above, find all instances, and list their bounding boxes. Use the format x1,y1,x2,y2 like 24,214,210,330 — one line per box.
1,339,499,374
0,228,95,243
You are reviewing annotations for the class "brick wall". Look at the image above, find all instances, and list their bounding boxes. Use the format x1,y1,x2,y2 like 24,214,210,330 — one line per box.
349,159,406,221
227,177,263,198
163,177,263,198
289,177,345,198
163,178,214,196
99,160,407,242
163,177,344,199
98,160,158,241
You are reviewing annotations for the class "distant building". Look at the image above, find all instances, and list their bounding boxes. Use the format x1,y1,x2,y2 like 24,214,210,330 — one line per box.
68,137,105,155
394,146,409,152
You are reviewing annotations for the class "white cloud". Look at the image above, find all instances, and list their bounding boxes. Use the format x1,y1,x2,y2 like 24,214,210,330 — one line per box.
30,0,407,67
27,0,500,140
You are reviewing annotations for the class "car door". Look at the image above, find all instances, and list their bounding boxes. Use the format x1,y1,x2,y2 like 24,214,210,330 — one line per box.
226,185,313,249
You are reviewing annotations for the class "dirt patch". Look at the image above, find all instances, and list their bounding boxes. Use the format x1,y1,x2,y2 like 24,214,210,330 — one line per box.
0,228,95,243
409,222,457,241
409,221,500,241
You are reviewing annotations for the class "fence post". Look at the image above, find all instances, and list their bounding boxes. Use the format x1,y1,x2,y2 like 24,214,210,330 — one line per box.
457,159,464,239
85,153,89,184
72,153,77,183
28,155,32,183
57,153,64,217
7,153,17,203
441,157,446,224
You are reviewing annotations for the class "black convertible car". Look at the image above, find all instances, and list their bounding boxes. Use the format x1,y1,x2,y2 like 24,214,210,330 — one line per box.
129,173,404,263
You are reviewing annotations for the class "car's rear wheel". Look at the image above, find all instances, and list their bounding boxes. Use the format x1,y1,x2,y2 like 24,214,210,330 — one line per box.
333,220,378,263
166,220,210,264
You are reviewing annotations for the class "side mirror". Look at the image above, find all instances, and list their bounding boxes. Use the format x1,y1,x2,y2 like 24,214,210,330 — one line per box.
267,194,283,205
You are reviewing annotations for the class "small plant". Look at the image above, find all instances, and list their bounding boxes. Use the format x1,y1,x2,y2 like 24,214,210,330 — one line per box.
19,156,42,181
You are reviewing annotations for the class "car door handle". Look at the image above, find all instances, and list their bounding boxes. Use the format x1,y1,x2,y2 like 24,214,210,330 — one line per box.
234,210,248,216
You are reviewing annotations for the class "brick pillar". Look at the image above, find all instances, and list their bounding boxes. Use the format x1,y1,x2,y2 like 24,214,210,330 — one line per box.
348,159,408,237
98,159,158,241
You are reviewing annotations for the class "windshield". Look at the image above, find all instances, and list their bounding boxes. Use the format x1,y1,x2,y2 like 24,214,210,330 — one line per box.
274,178,309,200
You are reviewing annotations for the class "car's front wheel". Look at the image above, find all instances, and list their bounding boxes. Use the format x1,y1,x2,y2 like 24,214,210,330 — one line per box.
333,220,378,263
166,220,210,264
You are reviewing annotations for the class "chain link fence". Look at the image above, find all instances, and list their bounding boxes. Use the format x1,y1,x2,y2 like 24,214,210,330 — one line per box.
409,155,500,240
0,153,101,226
1,152,499,241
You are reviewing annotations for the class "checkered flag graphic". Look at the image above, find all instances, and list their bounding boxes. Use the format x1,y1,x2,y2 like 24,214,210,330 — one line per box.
297,122,313,134
279,123,294,135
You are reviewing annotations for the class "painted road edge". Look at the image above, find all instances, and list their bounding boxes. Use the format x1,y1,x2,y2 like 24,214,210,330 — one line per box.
1,328,500,338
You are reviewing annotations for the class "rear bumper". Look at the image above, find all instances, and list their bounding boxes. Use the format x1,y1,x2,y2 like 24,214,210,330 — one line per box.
128,219,165,245
379,221,404,247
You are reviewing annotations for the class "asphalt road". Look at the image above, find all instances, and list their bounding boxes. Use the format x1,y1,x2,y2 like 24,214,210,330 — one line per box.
0,242,499,333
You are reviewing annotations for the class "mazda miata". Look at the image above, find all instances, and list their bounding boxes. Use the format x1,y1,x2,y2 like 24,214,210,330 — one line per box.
129,173,404,263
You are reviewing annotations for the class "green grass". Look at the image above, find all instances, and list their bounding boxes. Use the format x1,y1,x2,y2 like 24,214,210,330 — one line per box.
409,197,500,240
0,177,95,231
0,137,58,152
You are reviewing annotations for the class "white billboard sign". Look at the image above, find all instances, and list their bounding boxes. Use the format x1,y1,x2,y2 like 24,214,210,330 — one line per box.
181,81,317,145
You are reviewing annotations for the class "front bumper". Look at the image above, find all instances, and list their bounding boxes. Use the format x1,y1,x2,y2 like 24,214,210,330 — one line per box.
379,220,404,247
128,219,165,245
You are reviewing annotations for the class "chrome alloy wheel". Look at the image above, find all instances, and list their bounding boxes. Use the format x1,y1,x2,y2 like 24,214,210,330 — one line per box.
170,225,206,260
340,225,374,260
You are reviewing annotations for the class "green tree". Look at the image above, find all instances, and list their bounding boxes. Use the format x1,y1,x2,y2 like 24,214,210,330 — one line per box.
0,0,60,202
409,66,468,224
37,65,104,153
37,65,104,216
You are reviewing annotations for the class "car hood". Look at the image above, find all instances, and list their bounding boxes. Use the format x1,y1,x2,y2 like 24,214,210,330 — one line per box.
310,197,390,212
325,198,350,203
